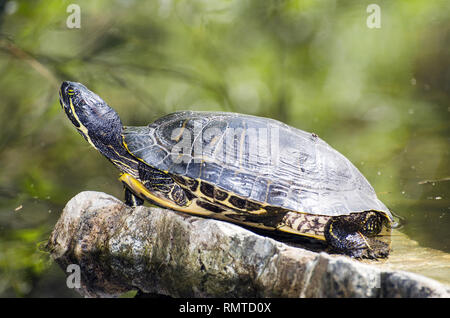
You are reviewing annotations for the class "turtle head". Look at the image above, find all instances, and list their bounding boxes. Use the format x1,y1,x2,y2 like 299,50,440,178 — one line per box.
59,81,139,174
59,81,123,150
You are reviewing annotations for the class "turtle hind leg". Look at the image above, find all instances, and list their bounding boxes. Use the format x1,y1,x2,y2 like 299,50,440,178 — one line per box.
324,212,389,259
124,187,144,207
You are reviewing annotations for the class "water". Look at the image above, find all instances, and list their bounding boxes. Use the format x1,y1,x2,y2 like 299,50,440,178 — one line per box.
0,0,449,297
376,230,450,285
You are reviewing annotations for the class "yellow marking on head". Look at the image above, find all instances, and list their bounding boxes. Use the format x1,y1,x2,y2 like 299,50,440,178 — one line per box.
68,96,97,149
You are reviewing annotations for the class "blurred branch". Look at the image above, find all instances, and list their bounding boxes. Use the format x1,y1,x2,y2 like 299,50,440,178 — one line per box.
418,177,450,185
90,58,234,111
0,38,59,87
104,71,165,118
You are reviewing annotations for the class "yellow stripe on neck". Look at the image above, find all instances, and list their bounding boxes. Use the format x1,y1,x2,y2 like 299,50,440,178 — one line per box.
69,97,96,149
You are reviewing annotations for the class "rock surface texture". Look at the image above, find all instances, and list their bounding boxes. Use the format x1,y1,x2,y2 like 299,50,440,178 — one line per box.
47,191,450,298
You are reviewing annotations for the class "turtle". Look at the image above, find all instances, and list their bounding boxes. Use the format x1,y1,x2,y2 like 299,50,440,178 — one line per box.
59,81,394,259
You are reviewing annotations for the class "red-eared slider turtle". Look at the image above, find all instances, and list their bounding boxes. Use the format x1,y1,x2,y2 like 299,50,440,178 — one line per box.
59,81,393,258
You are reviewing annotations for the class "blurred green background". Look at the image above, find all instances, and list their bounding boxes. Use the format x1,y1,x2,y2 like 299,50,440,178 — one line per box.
0,0,448,297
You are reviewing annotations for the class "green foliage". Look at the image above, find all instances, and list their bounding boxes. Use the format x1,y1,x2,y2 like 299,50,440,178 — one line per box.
0,0,448,296
0,227,49,296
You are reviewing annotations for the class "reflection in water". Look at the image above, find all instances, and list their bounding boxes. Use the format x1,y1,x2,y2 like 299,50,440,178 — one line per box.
367,230,450,285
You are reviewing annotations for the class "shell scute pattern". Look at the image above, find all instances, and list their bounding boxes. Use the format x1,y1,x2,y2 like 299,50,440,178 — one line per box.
199,161,223,184
122,111,393,219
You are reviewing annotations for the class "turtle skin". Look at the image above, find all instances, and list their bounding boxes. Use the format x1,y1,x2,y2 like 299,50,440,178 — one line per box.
59,81,393,259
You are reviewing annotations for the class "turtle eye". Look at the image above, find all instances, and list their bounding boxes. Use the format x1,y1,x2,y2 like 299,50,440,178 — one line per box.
61,81,74,95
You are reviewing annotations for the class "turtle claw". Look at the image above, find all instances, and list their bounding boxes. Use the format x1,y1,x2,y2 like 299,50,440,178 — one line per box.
345,240,390,260
347,248,378,260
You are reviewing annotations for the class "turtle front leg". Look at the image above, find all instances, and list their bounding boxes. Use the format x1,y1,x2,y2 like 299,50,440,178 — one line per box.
324,212,389,259
138,162,189,207
124,187,144,207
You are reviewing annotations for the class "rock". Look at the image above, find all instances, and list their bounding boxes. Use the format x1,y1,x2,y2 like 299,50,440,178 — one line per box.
46,191,450,298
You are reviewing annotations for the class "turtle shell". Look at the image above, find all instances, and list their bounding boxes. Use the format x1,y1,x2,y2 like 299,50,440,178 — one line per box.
122,111,392,220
